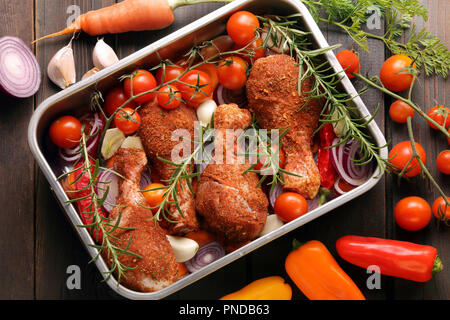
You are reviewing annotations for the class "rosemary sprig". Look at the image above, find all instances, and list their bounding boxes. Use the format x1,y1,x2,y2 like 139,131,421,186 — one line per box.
138,125,214,222
61,129,141,284
260,15,389,173
241,120,300,193
301,0,450,77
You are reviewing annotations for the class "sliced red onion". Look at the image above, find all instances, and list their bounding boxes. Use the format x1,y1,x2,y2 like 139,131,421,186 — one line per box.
214,85,248,108
269,183,283,209
58,113,102,164
307,196,319,211
96,170,119,214
330,138,372,187
334,178,347,196
96,168,152,214
185,241,225,273
139,170,152,189
0,36,41,98
269,182,319,212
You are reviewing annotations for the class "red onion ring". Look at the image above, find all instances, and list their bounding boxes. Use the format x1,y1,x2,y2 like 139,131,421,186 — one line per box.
185,241,225,273
0,36,41,98
269,183,319,212
214,85,248,108
96,168,152,214
96,170,119,214
330,138,372,187
58,113,103,164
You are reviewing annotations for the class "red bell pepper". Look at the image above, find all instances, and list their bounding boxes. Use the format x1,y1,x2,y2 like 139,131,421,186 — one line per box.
317,124,337,203
69,161,106,244
336,235,444,282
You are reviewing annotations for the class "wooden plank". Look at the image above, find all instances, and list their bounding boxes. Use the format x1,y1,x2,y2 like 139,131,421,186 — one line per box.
34,0,117,300
0,0,35,300
388,0,450,300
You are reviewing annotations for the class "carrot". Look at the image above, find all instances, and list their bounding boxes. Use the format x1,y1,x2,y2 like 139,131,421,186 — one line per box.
185,230,215,247
35,0,233,42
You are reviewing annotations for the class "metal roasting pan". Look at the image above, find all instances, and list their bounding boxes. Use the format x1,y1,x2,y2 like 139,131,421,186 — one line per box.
28,0,388,300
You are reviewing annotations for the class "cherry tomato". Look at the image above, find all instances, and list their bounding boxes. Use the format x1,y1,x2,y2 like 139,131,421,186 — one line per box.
388,141,427,178
436,150,450,175
195,63,219,91
142,183,167,212
157,85,182,110
227,11,260,46
114,107,141,135
178,70,214,107
104,86,137,116
394,196,431,231
432,196,450,221
123,69,157,104
254,145,286,173
380,54,416,92
217,56,248,90
389,100,415,123
448,128,450,145
233,38,266,63
427,105,450,130
49,115,82,149
274,192,309,222
155,65,185,85
336,49,360,79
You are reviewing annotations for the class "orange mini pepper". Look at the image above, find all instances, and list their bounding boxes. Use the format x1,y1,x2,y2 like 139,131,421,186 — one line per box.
220,276,292,300
285,240,365,300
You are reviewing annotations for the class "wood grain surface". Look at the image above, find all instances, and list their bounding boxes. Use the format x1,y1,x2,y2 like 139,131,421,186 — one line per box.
0,0,448,300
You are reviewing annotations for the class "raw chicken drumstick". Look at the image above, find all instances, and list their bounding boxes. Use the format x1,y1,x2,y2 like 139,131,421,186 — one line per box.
105,148,180,292
138,99,199,235
246,54,322,199
196,104,268,243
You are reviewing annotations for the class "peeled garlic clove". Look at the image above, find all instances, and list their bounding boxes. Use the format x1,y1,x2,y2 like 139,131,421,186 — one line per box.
120,136,144,150
93,38,119,70
166,235,199,263
259,214,284,237
81,67,100,80
101,128,126,160
47,41,76,89
196,99,217,127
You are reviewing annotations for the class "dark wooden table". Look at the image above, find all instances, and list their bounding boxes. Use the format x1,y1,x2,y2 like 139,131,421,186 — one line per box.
0,0,448,300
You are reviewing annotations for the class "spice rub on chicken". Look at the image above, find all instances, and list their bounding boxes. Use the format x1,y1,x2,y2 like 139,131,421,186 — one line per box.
105,148,180,292
246,54,322,199
196,104,268,243
138,99,199,235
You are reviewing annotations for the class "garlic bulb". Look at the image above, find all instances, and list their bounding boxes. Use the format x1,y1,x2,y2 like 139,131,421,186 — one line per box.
47,40,76,89
92,38,119,70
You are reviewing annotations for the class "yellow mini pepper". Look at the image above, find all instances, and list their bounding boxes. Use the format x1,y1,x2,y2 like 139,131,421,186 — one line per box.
220,276,292,300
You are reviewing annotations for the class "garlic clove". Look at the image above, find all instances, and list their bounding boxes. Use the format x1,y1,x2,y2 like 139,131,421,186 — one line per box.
166,235,199,263
47,40,76,89
93,38,119,70
196,99,218,127
120,136,144,150
259,214,284,237
81,67,100,80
